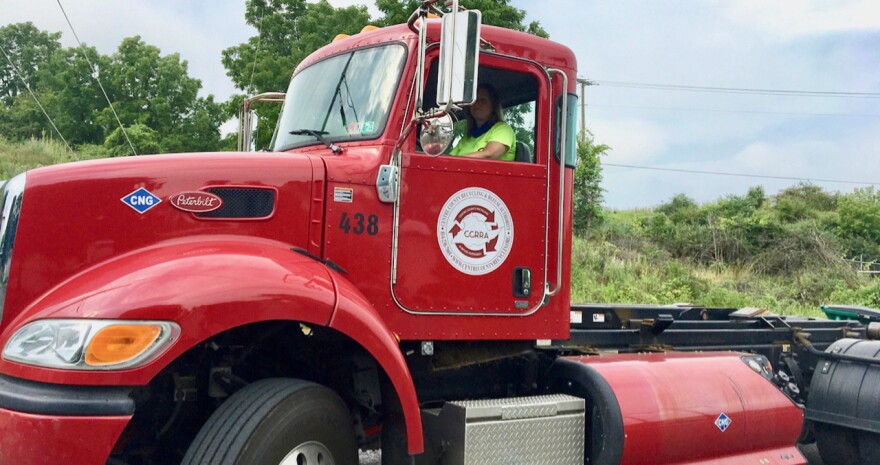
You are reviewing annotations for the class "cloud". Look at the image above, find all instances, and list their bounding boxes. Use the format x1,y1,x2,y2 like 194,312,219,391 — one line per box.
723,0,880,38
1,0,252,100
589,118,668,165
722,128,880,186
602,121,880,209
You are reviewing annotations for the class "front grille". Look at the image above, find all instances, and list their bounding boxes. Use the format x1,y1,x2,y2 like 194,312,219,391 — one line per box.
0,173,26,320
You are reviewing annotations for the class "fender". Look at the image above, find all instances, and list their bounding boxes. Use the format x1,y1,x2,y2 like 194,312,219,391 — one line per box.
0,236,338,385
0,235,425,453
328,271,424,454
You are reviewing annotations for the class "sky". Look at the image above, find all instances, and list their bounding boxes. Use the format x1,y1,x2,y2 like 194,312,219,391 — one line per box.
1,0,879,209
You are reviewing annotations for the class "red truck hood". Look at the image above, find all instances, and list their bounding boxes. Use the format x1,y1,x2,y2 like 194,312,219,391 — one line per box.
1,151,324,327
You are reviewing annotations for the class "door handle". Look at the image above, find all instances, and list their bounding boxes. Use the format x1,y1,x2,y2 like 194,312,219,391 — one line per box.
513,267,531,298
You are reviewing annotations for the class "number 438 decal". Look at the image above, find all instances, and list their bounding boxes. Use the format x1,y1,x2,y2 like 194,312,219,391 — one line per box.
339,212,379,235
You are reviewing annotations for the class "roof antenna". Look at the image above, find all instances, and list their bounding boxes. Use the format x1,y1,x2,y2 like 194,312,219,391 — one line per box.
56,0,138,156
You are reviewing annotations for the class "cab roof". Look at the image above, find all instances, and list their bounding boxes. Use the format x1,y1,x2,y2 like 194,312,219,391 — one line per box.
296,20,577,77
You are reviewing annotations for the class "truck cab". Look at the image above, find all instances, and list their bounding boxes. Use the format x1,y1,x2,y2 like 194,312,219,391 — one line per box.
276,19,578,339
0,3,580,464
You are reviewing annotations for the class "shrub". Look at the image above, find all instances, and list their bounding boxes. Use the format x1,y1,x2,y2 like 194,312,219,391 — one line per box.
104,124,160,156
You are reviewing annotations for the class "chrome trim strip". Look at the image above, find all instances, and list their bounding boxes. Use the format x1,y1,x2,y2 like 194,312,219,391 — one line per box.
0,172,27,319
546,68,568,297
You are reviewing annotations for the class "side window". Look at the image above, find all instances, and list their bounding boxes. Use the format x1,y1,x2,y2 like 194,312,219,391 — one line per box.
554,93,578,168
505,101,536,163
421,60,539,163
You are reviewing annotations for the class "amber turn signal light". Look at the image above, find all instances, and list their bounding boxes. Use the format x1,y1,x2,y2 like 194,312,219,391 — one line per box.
85,324,162,366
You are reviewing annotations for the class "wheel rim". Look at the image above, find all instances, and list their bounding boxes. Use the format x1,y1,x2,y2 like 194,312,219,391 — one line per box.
280,441,335,465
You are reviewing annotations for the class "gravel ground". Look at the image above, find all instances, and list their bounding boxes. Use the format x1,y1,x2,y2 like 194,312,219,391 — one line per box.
800,442,824,465
359,449,381,465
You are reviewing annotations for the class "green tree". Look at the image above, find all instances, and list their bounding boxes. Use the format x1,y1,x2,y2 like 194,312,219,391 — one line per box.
1,26,224,152
656,194,700,223
773,183,837,223
573,130,609,234
0,23,62,103
0,23,70,144
222,0,372,148
104,123,160,156
159,95,226,153
102,38,196,131
0,89,59,141
99,37,224,153
0,44,108,146
34,45,110,145
837,187,880,259
375,0,548,36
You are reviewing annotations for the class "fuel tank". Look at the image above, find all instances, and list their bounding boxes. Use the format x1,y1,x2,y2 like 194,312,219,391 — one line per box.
547,352,805,465
806,338,880,465
0,152,323,331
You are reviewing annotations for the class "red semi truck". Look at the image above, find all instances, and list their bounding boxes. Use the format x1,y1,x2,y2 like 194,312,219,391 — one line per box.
0,2,878,464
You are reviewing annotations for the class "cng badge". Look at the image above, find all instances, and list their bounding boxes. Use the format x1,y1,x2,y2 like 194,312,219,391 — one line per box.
715,412,732,432
437,187,513,276
121,187,161,214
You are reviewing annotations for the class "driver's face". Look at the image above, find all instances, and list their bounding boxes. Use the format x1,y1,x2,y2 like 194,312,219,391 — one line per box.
470,88,492,124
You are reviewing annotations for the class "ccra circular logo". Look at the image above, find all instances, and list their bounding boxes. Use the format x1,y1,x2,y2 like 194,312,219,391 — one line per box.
437,187,514,276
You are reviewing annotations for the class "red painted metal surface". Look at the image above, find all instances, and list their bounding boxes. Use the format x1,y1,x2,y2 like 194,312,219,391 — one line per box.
571,352,806,465
1,152,318,334
0,237,338,385
0,407,130,465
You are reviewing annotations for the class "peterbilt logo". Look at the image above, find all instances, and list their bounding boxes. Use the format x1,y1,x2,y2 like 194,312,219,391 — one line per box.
169,191,223,213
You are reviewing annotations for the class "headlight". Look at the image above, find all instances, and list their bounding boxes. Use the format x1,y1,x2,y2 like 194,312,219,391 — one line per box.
741,354,774,381
3,319,180,370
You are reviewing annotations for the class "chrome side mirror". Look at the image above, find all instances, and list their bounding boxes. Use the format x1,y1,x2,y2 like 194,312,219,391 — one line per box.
420,114,455,156
437,7,481,108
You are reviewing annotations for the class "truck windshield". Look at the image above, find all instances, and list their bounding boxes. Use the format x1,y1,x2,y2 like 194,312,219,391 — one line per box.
272,44,407,152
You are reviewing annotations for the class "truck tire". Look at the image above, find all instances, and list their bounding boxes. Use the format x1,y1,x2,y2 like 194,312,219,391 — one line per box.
181,378,357,465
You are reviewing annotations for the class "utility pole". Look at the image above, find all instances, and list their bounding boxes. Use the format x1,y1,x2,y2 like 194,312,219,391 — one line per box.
576,78,596,141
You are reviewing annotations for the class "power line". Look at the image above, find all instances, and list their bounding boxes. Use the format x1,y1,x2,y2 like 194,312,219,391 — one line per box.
589,103,880,119
0,43,75,155
592,80,880,99
56,0,138,156
602,162,879,186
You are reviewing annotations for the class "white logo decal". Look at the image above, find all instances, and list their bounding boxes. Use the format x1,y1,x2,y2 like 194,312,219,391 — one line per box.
437,188,514,276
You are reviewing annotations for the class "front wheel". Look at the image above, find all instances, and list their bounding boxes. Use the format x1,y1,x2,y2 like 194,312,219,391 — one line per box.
182,378,357,465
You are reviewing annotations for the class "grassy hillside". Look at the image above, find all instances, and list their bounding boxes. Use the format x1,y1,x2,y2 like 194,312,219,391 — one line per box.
0,137,112,179
573,187,880,318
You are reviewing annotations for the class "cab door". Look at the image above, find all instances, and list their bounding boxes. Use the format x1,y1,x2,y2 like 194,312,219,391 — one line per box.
392,59,550,315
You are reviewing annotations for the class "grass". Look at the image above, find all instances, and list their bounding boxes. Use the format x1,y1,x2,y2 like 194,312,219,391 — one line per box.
0,137,111,179
569,233,873,319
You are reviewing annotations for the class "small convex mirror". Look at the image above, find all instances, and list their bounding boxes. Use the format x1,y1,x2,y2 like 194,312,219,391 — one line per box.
436,9,481,106
420,114,455,156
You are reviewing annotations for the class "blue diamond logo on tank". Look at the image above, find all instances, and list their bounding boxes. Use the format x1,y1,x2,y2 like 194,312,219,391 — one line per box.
715,412,732,432
121,187,161,214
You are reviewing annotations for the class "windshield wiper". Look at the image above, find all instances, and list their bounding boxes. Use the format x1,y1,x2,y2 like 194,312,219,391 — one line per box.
289,129,343,154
